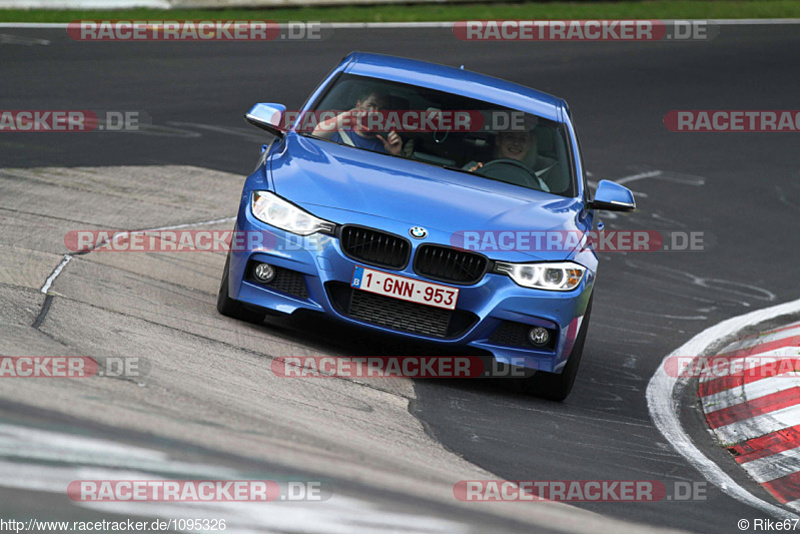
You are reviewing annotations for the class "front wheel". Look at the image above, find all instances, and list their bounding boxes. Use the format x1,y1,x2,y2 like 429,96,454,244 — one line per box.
216,253,265,324
514,294,593,401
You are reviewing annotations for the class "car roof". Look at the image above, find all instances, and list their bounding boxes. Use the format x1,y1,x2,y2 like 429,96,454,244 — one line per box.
342,52,564,122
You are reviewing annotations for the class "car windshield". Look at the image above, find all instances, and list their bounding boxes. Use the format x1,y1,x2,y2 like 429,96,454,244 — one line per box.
299,74,576,197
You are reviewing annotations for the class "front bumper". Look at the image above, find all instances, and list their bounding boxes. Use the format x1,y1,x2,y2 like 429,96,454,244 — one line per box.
227,208,594,374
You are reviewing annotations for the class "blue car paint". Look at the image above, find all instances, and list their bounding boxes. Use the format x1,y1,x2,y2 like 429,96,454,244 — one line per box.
226,52,611,374
593,180,637,208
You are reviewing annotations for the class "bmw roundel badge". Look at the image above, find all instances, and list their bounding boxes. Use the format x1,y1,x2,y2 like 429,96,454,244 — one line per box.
409,226,427,239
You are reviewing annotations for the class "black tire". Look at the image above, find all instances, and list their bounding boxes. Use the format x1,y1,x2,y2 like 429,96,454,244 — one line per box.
216,253,265,324
514,294,593,401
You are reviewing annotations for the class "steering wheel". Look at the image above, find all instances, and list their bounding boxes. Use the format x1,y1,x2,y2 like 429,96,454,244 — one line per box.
475,158,544,190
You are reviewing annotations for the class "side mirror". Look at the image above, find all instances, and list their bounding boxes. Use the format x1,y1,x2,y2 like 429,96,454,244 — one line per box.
245,103,287,137
590,180,636,212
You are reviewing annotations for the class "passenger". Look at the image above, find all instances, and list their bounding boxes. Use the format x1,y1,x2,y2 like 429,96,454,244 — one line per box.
312,90,403,156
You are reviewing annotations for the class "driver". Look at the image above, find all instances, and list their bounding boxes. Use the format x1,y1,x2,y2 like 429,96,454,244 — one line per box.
311,90,403,156
467,130,535,171
464,121,552,192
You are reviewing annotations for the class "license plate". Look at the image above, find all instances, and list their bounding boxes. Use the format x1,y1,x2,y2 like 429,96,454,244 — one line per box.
351,266,459,310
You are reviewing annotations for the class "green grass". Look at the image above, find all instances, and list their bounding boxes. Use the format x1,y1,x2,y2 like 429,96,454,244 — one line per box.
0,1,798,23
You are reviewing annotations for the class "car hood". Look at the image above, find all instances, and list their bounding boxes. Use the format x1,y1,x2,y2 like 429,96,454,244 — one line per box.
269,134,587,261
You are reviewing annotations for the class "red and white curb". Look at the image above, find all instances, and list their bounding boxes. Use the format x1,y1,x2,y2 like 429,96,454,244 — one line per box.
647,298,800,522
699,321,800,511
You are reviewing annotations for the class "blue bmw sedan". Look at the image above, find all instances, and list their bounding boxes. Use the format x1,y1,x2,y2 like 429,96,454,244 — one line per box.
217,52,635,400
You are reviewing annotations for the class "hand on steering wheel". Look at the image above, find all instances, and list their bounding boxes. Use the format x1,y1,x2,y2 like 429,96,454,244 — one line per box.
474,158,545,191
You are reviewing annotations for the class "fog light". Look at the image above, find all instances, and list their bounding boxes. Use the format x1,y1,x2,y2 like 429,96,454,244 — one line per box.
253,262,276,283
528,327,550,347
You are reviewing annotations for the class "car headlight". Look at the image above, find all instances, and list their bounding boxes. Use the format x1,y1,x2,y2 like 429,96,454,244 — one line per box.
251,191,335,236
494,261,586,291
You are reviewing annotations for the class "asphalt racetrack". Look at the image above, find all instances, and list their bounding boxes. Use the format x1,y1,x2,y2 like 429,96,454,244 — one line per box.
0,21,798,534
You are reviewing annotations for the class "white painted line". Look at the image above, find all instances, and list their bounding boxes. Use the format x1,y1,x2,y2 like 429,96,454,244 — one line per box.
0,22,454,29
40,254,71,294
646,297,800,521
39,216,235,294
0,459,469,534
787,499,800,512
0,20,798,30
328,19,800,29
0,24,70,29
616,170,662,185
0,0,169,8
329,22,453,29
702,372,800,413
706,19,800,25
0,423,469,534
0,423,234,477
712,405,800,445
739,446,800,484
